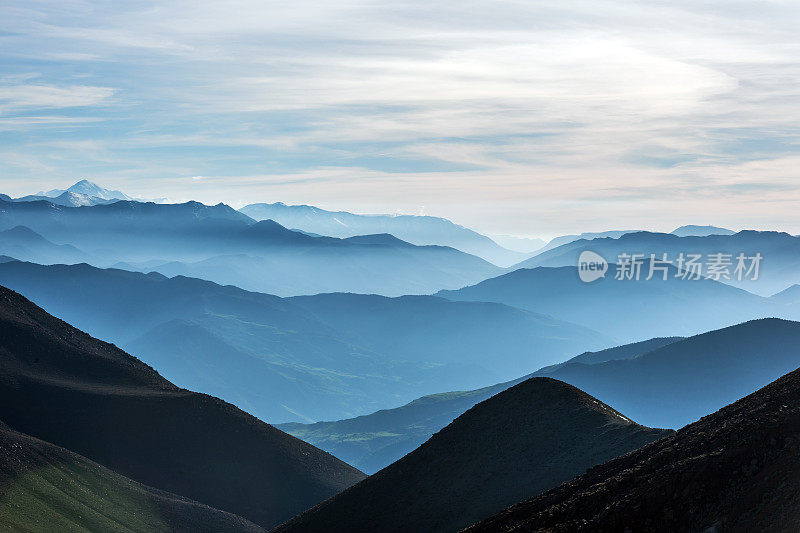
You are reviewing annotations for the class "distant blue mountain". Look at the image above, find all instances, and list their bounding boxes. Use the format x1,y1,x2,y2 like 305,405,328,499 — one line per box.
0,260,610,423
239,202,528,266
511,230,800,296
671,224,735,237
12,191,118,207
0,198,502,296
286,292,610,378
0,226,89,265
438,264,782,342
771,284,800,304
540,318,800,428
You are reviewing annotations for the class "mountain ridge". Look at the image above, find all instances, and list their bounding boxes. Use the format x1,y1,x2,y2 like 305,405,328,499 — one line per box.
239,201,527,266
466,363,800,532
274,377,671,533
0,283,365,529
0,260,610,423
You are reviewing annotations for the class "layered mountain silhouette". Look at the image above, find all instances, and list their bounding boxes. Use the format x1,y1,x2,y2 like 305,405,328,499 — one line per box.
0,420,264,532
286,292,610,378
534,318,800,428
275,378,671,533
533,230,638,255
0,284,365,529
0,225,89,265
513,230,800,295
438,264,779,341
239,201,528,266
285,317,800,474
671,224,735,237
279,337,681,473
467,364,800,532
771,283,800,304
0,198,502,296
0,260,609,423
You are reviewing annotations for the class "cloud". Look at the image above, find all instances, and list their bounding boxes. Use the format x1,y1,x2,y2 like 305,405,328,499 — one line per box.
0,0,798,235
0,82,115,111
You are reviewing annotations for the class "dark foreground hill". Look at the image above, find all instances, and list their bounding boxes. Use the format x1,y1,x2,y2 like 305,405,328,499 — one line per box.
466,365,800,533
274,378,671,533
0,420,264,532
0,285,365,529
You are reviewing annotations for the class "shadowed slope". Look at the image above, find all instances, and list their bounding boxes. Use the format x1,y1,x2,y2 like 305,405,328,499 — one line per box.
275,378,671,533
0,421,264,532
467,365,800,533
0,285,365,529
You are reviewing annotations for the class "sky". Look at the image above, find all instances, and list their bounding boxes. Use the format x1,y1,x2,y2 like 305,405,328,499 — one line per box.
1,0,799,238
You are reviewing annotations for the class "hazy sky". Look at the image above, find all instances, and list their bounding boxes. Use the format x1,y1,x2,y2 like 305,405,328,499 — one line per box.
1,1,799,237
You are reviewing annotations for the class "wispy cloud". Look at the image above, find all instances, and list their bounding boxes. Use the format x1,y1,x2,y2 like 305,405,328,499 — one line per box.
0,80,114,111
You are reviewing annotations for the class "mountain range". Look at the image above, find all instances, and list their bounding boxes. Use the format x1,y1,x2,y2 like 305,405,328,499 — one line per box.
279,337,681,473
467,363,800,532
531,225,735,256
513,230,800,296
8,179,156,207
283,319,800,471
38,179,135,201
0,260,610,423
533,318,800,428
239,201,529,266
0,226,89,265
275,377,671,533
438,263,780,342
0,283,364,529
11,191,119,207
0,199,503,296
3,179,797,531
